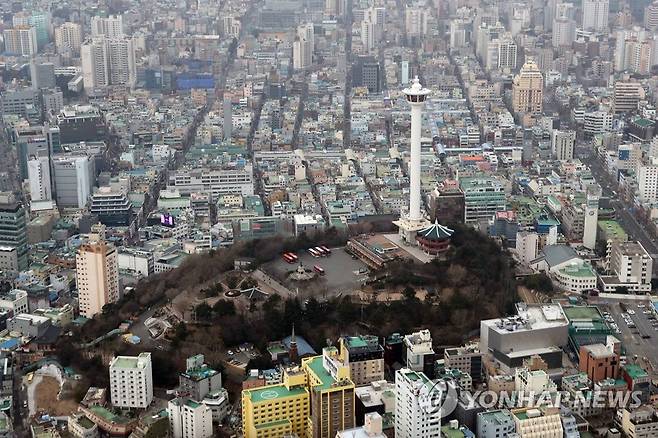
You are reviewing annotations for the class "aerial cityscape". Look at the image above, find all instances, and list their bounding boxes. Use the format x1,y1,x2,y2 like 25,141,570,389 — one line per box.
1,0,658,437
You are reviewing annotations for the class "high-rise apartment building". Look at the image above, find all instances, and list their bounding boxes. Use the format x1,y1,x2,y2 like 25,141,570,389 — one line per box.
27,156,52,202
76,235,119,318
91,15,124,38
30,61,56,90
361,19,375,52
405,6,428,39
552,17,575,48
109,352,153,408
638,162,658,202
512,60,543,116
55,22,83,55
0,193,28,271
395,368,442,438
646,1,658,31
582,0,609,32
551,130,576,161
81,37,136,90
497,37,517,72
168,398,213,438
3,26,38,56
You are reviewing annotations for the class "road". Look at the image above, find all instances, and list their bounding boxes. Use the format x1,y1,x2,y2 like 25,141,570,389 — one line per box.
595,298,658,375
581,153,658,270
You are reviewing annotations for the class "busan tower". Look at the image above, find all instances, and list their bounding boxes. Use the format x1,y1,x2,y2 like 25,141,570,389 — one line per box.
394,77,431,244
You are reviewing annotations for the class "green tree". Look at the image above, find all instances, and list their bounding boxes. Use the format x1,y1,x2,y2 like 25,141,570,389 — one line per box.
196,303,212,320
213,299,236,316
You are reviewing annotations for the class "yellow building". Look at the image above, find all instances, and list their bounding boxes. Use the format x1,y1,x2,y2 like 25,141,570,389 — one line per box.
512,59,543,117
242,347,356,438
242,367,310,438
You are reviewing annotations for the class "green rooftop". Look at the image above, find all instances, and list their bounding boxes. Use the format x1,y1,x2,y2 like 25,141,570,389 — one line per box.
441,424,472,438
76,415,95,429
633,118,654,128
305,355,336,390
598,220,627,241
558,263,596,278
247,383,307,403
88,406,131,424
346,337,368,349
112,357,139,369
624,364,649,380
563,306,603,321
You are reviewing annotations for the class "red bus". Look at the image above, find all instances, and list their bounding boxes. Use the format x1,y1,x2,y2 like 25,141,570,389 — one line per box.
320,246,331,255
308,248,320,257
314,265,325,275
287,252,298,262
314,247,327,256
282,253,295,263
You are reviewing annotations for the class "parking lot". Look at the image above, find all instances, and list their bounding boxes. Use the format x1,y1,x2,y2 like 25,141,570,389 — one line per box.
596,298,658,373
263,247,369,300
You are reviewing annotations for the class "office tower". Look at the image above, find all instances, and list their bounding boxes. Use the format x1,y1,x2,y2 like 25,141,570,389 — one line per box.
394,78,431,244
30,61,56,90
512,59,544,116
613,81,644,113
626,40,653,75
81,37,136,90
405,6,428,39
395,368,443,438
223,99,232,140
76,235,119,318
89,188,132,226
582,0,609,32
353,57,382,93
551,130,576,160
91,15,124,38
583,194,599,250
552,17,575,48
168,398,213,438
27,156,52,202
53,155,92,208
361,19,375,52
0,193,28,271
54,22,82,55
497,37,517,71
28,12,50,48
109,353,153,408
56,105,107,143
3,26,38,56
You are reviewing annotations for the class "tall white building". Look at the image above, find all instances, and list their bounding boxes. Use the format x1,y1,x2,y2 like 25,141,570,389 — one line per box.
583,194,599,250
109,352,153,409
497,37,517,71
168,398,214,438
607,241,653,292
361,19,375,52
395,368,442,438
54,22,82,55
551,130,576,161
404,329,434,372
582,0,609,33
405,6,428,39
27,156,52,202
76,235,119,318
552,17,575,48
52,155,92,208
638,162,658,202
91,15,124,38
81,37,136,90
3,26,38,56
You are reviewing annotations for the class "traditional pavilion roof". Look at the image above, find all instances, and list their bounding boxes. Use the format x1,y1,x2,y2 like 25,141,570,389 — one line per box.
417,220,454,241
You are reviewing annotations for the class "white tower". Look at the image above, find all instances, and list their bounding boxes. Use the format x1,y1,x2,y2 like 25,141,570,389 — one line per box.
394,77,431,244
583,194,599,250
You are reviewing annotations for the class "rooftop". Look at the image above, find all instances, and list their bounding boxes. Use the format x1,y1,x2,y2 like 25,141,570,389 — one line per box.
247,383,307,403
624,364,649,380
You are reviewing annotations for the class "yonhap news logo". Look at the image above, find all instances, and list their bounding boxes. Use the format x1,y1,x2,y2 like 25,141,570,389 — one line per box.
418,384,643,416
